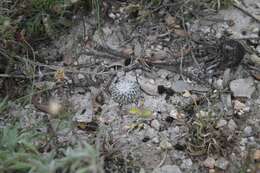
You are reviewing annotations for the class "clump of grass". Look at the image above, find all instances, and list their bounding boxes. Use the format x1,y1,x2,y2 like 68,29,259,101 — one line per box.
22,0,73,39
0,16,16,41
187,110,237,156
0,0,96,42
99,128,141,173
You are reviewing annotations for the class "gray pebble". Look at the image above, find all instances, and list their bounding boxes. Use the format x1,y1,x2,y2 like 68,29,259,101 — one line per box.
215,157,229,170
243,126,253,137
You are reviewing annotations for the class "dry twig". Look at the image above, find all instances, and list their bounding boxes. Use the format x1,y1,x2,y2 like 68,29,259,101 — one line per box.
233,4,260,23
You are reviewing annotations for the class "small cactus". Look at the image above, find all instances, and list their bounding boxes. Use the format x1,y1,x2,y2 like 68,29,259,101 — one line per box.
110,78,141,105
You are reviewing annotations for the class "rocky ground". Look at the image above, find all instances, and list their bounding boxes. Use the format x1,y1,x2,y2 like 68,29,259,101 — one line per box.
1,0,260,173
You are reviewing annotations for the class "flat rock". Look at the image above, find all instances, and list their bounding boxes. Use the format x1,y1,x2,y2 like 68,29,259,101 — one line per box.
172,80,209,93
70,93,94,123
228,119,237,132
144,127,158,139
143,95,173,112
153,165,182,173
172,80,190,92
216,119,227,128
230,78,255,98
138,76,158,95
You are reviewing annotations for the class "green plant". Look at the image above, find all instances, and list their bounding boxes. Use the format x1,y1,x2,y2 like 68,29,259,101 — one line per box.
0,16,17,41
0,124,102,173
23,0,69,38
31,0,63,11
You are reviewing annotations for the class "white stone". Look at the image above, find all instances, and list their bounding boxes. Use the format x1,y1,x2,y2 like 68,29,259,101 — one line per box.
230,78,255,98
243,126,253,137
108,13,116,19
203,157,215,169
152,136,160,144
160,139,173,150
77,73,85,80
151,119,160,131
215,79,223,89
216,119,227,128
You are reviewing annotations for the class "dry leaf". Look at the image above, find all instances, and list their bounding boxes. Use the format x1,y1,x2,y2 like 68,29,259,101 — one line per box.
134,41,142,57
174,29,190,37
129,107,142,114
121,48,134,56
129,107,153,118
63,54,73,65
251,71,260,81
125,123,145,132
34,81,56,90
54,68,65,81
77,121,99,131
165,15,177,28
183,90,191,97
254,150,260,161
